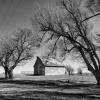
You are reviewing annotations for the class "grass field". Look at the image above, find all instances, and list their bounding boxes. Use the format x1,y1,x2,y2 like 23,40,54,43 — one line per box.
0,74,100,100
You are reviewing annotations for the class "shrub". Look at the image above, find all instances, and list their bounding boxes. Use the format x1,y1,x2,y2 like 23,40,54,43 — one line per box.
77,68,82,75
65,65,74,75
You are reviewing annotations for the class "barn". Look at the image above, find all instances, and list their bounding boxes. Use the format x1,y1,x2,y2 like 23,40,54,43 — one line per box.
34,56,65,76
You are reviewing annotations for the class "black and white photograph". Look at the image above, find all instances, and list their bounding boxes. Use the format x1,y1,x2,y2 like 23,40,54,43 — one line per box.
0,0,100,99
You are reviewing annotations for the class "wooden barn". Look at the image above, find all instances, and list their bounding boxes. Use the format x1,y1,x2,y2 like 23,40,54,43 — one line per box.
34,56,65,76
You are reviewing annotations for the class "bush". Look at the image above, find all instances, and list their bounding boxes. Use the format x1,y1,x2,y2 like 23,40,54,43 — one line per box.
77,68,82,75
65,65,74,75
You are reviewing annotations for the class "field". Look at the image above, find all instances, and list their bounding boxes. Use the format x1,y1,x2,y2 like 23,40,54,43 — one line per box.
0,74,100,100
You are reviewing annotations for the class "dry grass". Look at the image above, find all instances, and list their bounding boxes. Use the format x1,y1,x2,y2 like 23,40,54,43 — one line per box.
0,74,99,100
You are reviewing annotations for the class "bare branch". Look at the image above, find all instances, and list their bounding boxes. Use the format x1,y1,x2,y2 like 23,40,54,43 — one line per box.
82,12,100,22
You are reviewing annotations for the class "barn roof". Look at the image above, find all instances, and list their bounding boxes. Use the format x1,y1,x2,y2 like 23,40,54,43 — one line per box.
45,65,65,68
44,61,65,68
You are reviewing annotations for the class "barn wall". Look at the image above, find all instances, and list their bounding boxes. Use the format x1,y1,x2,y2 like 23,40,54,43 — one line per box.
34,57,45,76
45,67,65,75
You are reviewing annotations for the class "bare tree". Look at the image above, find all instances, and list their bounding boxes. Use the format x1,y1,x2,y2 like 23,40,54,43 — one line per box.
0,28,35,79
77,68,82,75
33,0,100,85
65,65,74,75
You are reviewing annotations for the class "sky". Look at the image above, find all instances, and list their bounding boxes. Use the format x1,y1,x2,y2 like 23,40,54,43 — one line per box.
0,0,56,35
0,0,100,74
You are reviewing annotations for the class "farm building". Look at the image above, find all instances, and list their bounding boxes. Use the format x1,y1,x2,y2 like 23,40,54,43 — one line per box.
33,56,65,76
34,56,45,76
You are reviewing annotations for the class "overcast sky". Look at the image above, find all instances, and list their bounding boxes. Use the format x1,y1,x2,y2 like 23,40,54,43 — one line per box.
0,0,56,36
0,0,99,35
0,0,99,36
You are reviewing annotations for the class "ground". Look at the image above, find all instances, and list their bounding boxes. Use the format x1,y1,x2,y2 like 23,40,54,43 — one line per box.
0,74,100,100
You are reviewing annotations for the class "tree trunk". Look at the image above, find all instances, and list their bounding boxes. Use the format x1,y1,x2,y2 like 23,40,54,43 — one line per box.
97,78,100,86
78,47,100,85
8,70,13,79
94,73,100,86
68,72,71,75
5,69,9,79
5,70,8,79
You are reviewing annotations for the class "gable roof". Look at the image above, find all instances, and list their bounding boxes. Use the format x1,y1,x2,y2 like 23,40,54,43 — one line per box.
34,56,65,68
45,62,65,67
45,65,65,68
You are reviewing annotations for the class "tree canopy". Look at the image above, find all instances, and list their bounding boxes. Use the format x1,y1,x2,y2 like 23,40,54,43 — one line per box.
33,0,100,85
0,28,36,79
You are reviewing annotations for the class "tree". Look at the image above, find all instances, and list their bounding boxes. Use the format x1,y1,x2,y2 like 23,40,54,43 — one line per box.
33,0,100,85
65,65,74,75
77,68,82,75
0,28,35,79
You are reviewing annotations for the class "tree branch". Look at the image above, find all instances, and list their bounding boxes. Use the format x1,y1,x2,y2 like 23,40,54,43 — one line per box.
82,12,100,22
